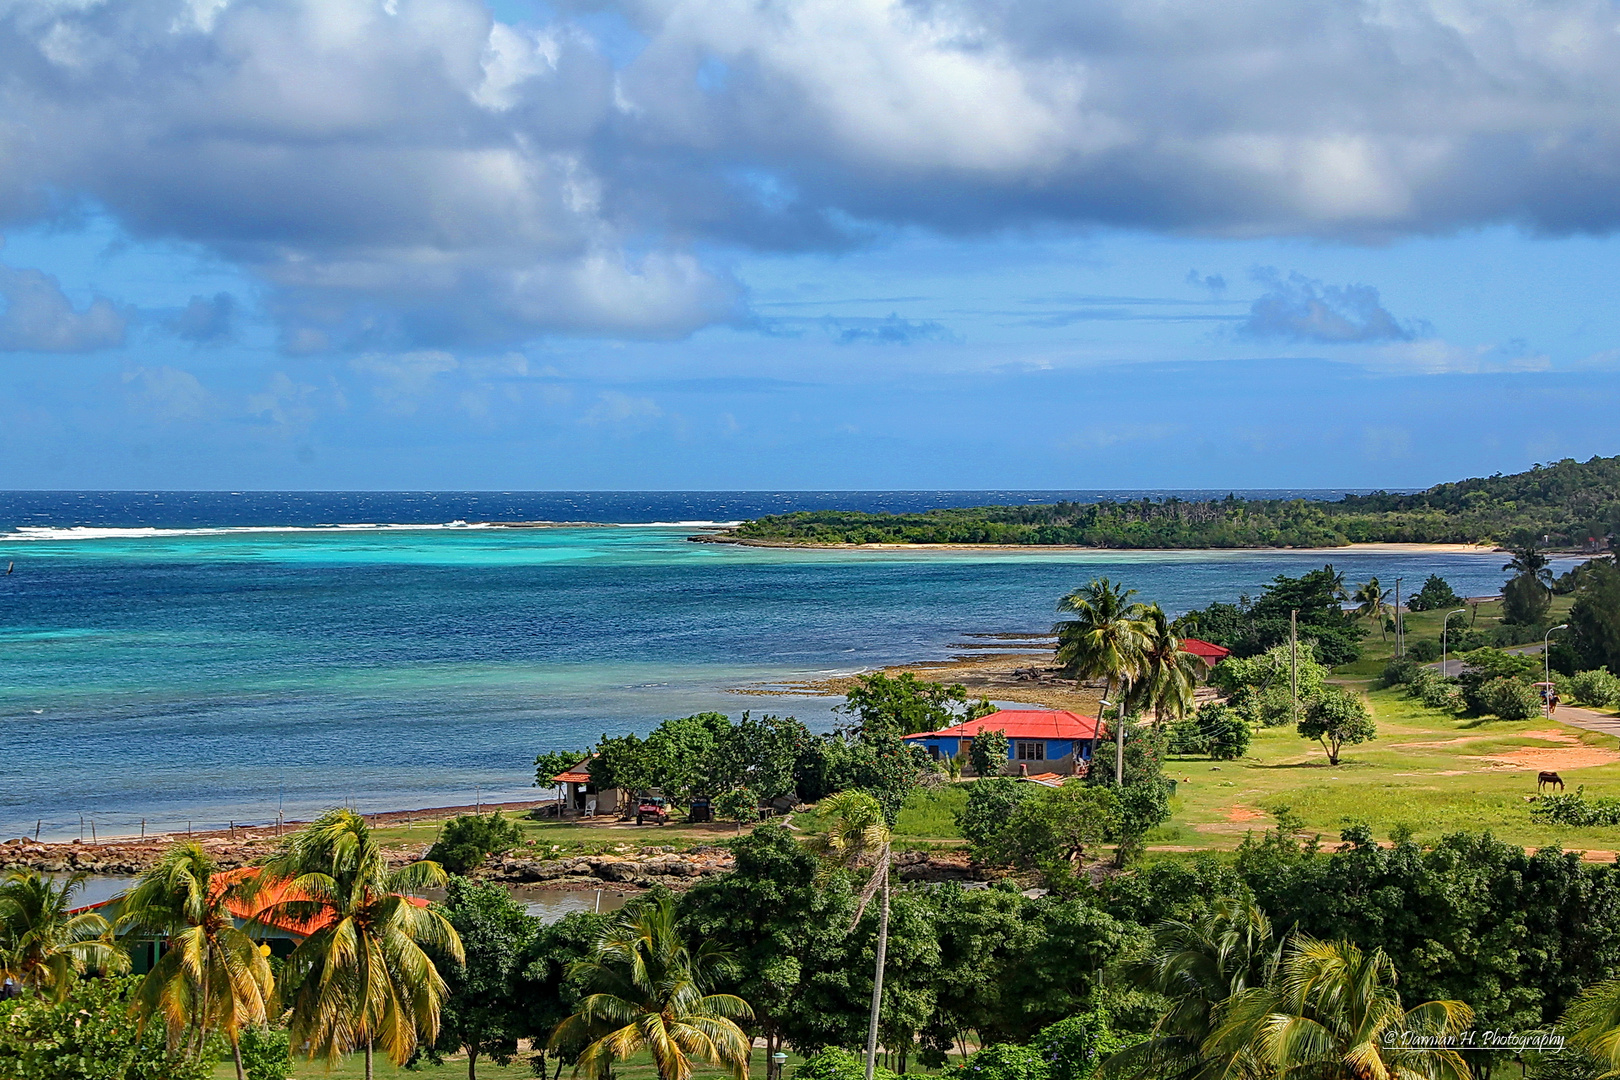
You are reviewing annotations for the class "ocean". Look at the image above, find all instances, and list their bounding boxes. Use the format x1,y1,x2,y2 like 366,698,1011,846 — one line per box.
0,491,1572,841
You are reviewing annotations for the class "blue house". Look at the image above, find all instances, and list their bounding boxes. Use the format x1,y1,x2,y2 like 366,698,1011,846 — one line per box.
903,709,1103,776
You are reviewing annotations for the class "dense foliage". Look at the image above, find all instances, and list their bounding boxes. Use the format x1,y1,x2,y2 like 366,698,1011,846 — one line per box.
426,811,524,875
1532,788,1620,827
1175,566,1365,665
0,976,212,1080
724,455,1620,549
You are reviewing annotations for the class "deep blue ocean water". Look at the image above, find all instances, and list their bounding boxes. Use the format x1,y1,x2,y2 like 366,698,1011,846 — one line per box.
0,491,1573,841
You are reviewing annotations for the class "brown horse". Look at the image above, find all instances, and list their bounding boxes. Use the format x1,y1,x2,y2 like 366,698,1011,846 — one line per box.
1538,771,1565,793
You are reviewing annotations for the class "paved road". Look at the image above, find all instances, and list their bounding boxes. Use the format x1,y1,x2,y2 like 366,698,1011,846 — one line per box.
1553,703,1620,740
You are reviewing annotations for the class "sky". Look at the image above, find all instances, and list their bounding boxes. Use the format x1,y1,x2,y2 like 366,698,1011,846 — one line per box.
3,0,1620,491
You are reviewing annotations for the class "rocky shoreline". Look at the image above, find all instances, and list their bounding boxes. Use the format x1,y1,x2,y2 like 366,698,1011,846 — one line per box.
484,846,990,890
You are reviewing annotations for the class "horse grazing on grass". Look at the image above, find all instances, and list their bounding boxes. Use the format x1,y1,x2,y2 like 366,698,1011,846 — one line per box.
1538,771,1565,793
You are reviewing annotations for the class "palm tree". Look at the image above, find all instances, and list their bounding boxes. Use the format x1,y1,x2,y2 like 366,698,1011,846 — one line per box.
1108,898,1282,1080
118,842,275,1080
806,790,893,1080
550,896,752,1080
251,808,463,1080
1561,978,1620,1075
1206,935,1473,1080
1056,578,1150,783
0,869,127,999
1504,541,1554,587
1352,578,1389,640
1131,604,1202,727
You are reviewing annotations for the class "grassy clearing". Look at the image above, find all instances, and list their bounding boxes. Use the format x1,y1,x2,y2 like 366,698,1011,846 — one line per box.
1159,685,1620,856
1331,595,1574,683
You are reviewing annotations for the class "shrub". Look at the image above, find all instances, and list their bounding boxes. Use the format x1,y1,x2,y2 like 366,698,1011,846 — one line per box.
1030,1010,1138,1080
0,977,212,1080
1165,717,1206,756
1482,676,1543,722
239,1028,292,1080
1381,658,1420,688
426,811,524,875
958,777,1033,852
954,1043,1051,1080
970,728,1010,777
1530,787,1620,827
795,1047,900,1080
1410,670,1464,713
1406,639,1441,663
1570,668,1620,709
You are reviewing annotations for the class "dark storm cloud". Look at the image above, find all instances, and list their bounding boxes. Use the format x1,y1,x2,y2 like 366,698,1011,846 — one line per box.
3,0,1620,345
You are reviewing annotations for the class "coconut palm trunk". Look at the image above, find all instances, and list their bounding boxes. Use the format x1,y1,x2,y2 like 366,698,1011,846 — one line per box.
232,1036,246,1080
864,867,890,1080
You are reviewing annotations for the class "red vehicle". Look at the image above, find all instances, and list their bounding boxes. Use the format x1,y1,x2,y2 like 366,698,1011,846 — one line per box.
636,795,670,825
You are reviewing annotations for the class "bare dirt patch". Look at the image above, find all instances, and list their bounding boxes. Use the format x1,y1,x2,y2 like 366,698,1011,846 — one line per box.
1471,728,1620,771
1225,805,1267,822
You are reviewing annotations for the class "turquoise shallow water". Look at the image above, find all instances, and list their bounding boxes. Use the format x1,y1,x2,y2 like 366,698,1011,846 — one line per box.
0,509,1573,841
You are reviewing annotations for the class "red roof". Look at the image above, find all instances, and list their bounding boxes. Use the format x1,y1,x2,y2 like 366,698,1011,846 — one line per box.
906,708,1101,741
1181,637,1230,662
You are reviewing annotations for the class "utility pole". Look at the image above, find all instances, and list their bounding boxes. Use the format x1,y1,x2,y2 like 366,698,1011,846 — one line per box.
1393,577,1403,658
1290,609,1299,723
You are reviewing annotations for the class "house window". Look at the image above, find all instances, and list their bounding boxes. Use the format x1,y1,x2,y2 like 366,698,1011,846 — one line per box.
1015,741,1046,761
927,745,941,761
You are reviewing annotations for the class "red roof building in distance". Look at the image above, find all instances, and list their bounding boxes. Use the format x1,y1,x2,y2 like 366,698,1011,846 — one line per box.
903,709,1102,776
1180,637,1231,664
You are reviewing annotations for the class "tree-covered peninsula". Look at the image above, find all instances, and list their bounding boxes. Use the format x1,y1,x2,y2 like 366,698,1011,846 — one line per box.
716,455,1620,549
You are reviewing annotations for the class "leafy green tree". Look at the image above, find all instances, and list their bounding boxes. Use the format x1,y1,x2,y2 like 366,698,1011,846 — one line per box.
710,713,815,803
1111,781,1174,868
1213,642,1329,729
118,842,274,1079
679,825,862,1078
256,808,464,1080
1408,575,1461,613
715,787,761,831
1206,935,1474,1080
588,733,656,794
427,812,524,875
1457,647,1543,714
535,751,588,789
838,673,993,740
1178,704,1249,761
431,877,539,1080
1033,1010,1138,1080
985,783,1120,877
959,1042,1050,1080
0,869,125,1000
643,713,734,802
1570,668,1620,708
793,1047,900,1080
1056,579,1150,782
1178,567,1363,666
1570,560,1620,673
0,975,212,1080
513,911,609,1077
1297,687,1375,765
550,896,753,1080
957,778,1034,857
1504,571,1554,625
969,728,1009,777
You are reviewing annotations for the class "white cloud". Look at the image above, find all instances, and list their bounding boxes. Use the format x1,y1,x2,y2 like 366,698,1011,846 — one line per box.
0,265,127,352
7,0,1620,348
121,365,212,420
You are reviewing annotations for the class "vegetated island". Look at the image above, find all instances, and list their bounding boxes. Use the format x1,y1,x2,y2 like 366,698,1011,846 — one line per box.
698,454,1620,549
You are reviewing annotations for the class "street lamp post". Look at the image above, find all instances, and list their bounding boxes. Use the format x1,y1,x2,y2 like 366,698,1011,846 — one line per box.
1442,608,1467,676
1545,624,1569,715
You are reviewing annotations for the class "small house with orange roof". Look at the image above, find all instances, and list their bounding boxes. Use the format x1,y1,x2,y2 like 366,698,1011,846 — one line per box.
903,708,1102,776
549,757,624,817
